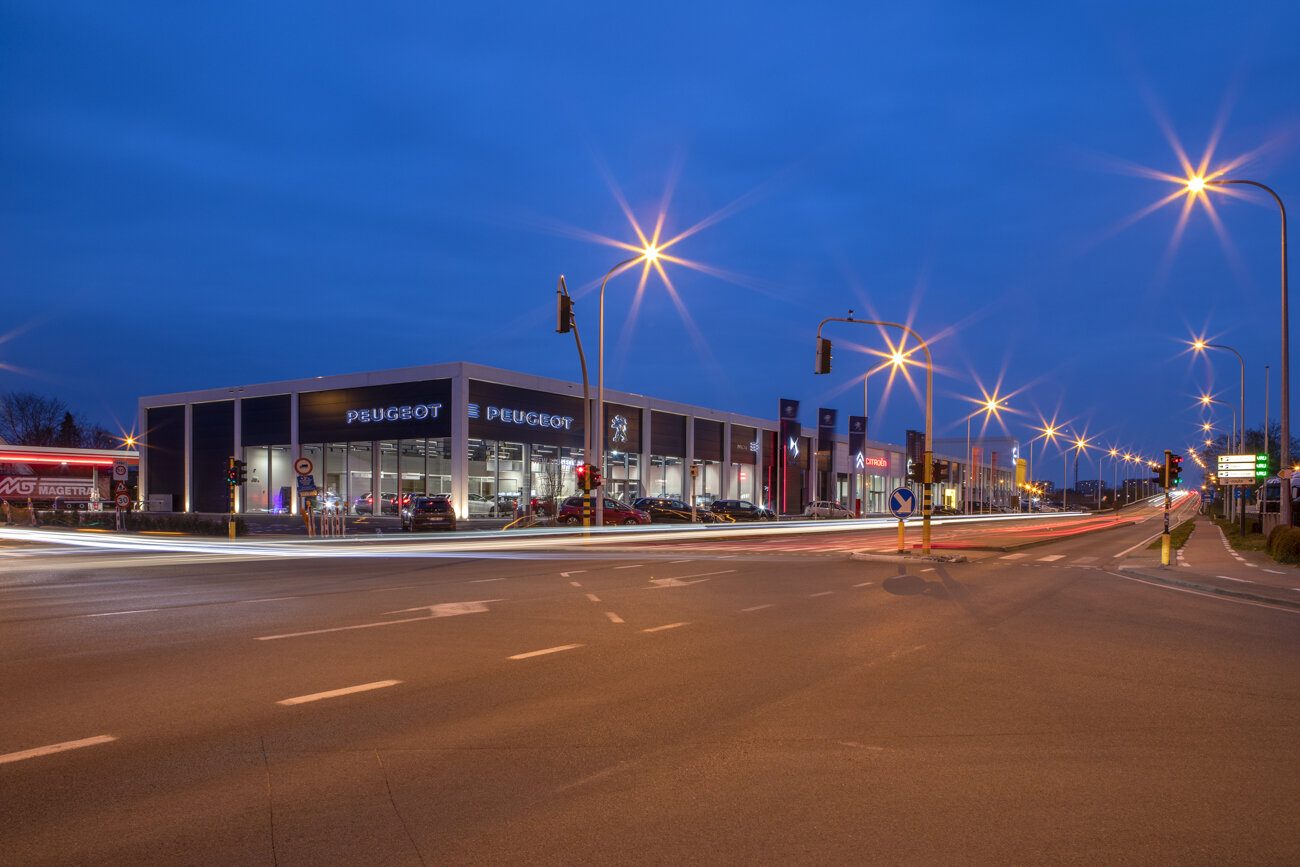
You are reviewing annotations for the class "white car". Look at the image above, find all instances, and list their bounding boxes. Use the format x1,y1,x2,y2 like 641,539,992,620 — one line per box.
466,493,498,517
805,500,853,519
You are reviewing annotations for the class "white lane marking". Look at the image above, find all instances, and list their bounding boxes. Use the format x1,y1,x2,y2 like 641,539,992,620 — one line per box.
853,581,874,588
569,581,583,588
234,596,297,604
510,644,583,660
999,553,1027,560
1264,569,1285,575
921,567,935,573
0,735,117,765
470,577,505,583
642,622,689,633
1038,555,1065,562
669,559,694,564
1244,562,1259,568
560,571,587,578
614,564,645,569
605,611,624,623
80,608,164,618
809,591,834,597
1073,556,1098,564
742,604,774,612
648,577,711,588
585,593,601,603
671,570,736,580
277,680,401,706
1216,576,1251,583
257,600,500,641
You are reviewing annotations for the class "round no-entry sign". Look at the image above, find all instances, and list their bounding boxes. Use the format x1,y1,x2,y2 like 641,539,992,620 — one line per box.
293,457,314,476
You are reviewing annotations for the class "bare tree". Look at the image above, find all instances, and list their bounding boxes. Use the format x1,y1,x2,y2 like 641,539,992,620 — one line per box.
0,392,68,446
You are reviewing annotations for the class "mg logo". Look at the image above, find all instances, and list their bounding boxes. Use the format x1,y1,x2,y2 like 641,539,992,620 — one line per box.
0,477,37,496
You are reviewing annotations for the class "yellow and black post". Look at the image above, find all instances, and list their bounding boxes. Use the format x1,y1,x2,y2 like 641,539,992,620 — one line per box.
922,449,933,553
1160,449,1172,565
226,456,237,540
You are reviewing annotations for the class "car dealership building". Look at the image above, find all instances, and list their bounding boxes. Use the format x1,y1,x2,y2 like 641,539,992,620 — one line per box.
138,361,989,518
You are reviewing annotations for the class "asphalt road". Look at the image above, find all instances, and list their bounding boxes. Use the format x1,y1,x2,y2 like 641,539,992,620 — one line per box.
2,507,1297,865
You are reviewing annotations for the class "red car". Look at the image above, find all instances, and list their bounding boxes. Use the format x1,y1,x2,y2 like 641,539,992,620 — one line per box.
557,496,650,526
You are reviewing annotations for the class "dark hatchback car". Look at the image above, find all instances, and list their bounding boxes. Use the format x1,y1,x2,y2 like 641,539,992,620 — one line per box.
557,497,651,526
709,499,776,522
632,497,716,523
400,495,457,531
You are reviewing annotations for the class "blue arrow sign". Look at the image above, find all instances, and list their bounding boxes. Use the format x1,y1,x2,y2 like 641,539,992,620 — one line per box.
889,487,916,519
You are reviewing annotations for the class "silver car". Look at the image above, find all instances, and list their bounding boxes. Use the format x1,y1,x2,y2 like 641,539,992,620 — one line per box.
805,500,853,519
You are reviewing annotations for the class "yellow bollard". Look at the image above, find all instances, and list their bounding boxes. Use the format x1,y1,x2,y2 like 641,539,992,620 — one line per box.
1160,532,1171,566
897,519,905,554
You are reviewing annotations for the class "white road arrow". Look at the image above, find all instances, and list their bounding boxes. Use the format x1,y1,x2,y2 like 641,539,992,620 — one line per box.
648,577,711,588
386,599,502,617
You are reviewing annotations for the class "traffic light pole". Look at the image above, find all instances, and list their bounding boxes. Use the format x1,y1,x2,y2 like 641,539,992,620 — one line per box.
556,276,594,531
1161,449,1172,566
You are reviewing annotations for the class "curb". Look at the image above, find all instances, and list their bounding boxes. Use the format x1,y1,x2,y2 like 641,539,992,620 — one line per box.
1116,564,1300,611
849,552,968,564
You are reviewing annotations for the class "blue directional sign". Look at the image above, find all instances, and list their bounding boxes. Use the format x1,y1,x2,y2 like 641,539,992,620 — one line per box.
297,474,316,494
889,487,916,519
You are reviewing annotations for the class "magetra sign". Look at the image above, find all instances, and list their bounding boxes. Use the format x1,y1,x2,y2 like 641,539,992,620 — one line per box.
0,476,97,498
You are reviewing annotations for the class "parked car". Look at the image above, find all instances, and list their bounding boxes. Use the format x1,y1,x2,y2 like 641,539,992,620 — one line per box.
804,500,853,519
710,499,776,522
354,492,398,515
931,505,964,516
466,493,498,517
557,496,651,526
632,497,716,523
400,495,457,531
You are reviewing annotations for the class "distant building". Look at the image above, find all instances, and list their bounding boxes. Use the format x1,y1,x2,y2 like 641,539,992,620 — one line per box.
1075,479,1105,497
1033,480,1055,495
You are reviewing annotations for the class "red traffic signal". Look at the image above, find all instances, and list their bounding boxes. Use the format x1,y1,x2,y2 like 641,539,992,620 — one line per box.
575,463,589,491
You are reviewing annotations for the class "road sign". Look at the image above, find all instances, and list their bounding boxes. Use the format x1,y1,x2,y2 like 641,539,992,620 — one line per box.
113,480,129,495
294,457,314,476
296,474,316,495
115,493,130,508
1217,454,1268,479
112,462,129,481
888,487,916,519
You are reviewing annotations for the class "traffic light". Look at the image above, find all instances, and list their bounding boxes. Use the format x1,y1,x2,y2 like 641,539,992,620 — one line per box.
556,288,572,334
932,460,950,483
575,463,589,491
233,459,247,485
1167,453,1182,487
588,464,602,489
814,337,832,375
226,457,238,486
1150,463,1165,487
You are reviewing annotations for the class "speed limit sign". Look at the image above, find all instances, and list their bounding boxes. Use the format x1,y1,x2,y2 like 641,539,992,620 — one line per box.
115,493,131,508
112,462,129,481
293,457,314,476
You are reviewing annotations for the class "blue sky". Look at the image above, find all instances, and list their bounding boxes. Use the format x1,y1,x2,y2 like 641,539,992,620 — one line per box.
2,1,1298,484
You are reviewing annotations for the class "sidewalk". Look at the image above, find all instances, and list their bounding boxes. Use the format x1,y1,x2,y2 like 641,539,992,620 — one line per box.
1118,515,1300,609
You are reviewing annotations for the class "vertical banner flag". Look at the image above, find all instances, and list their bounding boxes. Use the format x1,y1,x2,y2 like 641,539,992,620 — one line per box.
779,399,801,460
848,415,867,470
817,408,837,455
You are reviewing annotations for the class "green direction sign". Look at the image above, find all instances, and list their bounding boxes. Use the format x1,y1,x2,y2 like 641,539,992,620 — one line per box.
1256,453,1269,477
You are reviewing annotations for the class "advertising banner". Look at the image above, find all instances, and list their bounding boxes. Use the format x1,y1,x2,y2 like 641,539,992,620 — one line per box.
816,407,837,454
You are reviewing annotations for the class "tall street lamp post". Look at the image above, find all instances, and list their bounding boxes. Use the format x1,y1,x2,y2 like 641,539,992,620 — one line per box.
1188,175,1289,524
1192,340,1246,453
816,317,934,553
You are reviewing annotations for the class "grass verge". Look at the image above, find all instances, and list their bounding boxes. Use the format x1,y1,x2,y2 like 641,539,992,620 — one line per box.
1213,516,1267,552
1146,519,1195,551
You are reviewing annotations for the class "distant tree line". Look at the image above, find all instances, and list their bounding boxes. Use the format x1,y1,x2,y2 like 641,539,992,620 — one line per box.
0,391,117,449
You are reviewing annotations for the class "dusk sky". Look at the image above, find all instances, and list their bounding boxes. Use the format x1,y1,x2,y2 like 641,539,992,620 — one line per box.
3,1,1298,485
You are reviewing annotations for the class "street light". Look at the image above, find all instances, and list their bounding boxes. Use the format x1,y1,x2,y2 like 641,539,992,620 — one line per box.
815,316,934,552
1199,394,1238,455
1186,175,1289,524
964,393,1009,515
1191,339,1246,454
595,244,662,526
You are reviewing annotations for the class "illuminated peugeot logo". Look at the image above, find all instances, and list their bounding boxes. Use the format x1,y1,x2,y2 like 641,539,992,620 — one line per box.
610,414,628,444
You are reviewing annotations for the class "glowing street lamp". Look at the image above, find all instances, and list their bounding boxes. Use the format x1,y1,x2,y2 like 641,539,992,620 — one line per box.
1190,339,1245,454
964,393,1009,515
1185,174,1289,523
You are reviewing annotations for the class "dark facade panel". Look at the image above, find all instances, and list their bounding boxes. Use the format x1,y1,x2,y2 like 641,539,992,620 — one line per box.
469,380,584,449
299,380,451,443
650,411,686,456
693,419,723,462
242,394,291,446
603,403,642,453
730,424,758,464
146,405,185,509
192,401,234,513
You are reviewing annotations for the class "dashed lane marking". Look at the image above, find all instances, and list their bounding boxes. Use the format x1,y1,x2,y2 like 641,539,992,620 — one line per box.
642,622,689,633
585,593,601,602
470,577,505,583
741,604,774,612
853,581,874,587
277,680,401,706
569,581,582,588
0,735,117,765
999,553,1027,560
560,571,586,578
809,591,834,597
80,608,164,618
614,564,645,569
605,612,624,624
1038,555,1065,562
509,644,583,660
1263,569,1286,574
1217,576,1251,583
